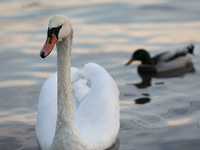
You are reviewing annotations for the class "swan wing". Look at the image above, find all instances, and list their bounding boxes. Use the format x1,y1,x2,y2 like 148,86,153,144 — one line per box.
75,63,120,149
72,78,90,102
36,64,119,150
36,72,57,150
36,67,89,150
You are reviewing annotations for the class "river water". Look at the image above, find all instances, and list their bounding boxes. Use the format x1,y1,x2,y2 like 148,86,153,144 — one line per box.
0,0,200,149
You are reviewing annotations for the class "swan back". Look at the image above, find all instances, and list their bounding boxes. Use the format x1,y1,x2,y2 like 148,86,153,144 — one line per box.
75,63,120,149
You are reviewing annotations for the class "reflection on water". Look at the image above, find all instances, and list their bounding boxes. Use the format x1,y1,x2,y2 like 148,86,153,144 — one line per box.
135,97,151,104
129,63,195,89
162,140,200,150
167,118,191,125
0,80,36,88
162,101,200,118
0,125,37,150
0,0,200,149
107,138,120,150
0,112,36,124
132,73,152,88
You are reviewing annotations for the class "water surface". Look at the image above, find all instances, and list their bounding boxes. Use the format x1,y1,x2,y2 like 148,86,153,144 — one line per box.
0,0,200,149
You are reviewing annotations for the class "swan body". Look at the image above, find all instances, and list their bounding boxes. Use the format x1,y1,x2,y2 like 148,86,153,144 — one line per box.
36,15,120,150
125,44,198,73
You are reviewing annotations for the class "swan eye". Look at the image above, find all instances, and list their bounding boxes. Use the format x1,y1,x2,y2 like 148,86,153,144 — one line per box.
47,25,62,39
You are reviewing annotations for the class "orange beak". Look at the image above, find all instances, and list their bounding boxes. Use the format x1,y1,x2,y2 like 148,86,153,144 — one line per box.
40,33,57,58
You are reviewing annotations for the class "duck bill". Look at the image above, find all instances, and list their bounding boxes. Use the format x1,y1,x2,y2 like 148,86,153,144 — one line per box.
40,33,57,58
125,58,135,66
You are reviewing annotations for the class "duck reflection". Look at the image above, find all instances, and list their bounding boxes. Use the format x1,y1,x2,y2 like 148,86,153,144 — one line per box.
134,71,152,88
135,97,151,104
133,63,195,89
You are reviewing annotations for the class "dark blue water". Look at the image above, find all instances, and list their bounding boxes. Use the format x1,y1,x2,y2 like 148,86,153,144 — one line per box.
0,0,200,149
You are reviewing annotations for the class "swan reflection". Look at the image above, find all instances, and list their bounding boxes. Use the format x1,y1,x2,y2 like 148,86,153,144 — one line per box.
107,138,120,150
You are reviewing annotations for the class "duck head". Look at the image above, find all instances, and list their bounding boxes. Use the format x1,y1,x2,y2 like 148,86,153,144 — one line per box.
125,49,152,66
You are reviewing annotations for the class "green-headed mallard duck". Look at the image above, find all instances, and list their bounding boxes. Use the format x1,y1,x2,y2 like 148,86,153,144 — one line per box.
125,44,198,73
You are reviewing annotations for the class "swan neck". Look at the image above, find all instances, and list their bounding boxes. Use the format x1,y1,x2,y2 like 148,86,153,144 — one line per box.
57,37,73,121
57,38,72,105
51,35,90,149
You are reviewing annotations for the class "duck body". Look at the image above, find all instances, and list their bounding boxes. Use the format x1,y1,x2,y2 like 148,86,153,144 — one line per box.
36,15,120,150
126,44,198,73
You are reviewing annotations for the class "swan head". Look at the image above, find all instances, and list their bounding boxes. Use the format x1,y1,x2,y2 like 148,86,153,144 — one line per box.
40,15,72,58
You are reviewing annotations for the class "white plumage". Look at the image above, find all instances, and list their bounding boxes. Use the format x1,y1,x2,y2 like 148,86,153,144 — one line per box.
36,15,119,150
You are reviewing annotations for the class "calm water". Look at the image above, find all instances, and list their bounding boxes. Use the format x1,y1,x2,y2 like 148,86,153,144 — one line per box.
0,0,200,149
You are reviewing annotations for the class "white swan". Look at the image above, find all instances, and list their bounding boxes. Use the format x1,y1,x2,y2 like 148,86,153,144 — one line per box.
35,15,120,150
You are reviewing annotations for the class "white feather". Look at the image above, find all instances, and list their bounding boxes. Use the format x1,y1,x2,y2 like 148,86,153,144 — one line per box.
36,15,119,150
